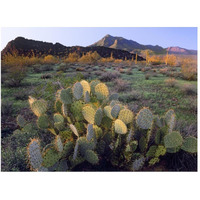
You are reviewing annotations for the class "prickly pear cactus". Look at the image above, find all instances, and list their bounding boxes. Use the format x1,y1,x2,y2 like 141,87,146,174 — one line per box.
18,79,196,172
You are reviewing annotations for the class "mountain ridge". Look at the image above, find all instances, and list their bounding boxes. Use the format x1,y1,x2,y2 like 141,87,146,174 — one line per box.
90,34,197,55
1,37,145,61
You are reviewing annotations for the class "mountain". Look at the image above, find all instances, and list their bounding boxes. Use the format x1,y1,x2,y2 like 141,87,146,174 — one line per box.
1,37,145,61
90,34,197,55
90,34,166,54
166,46,197,55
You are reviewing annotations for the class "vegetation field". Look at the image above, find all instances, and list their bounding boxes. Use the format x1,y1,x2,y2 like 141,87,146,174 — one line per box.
1,53,197,171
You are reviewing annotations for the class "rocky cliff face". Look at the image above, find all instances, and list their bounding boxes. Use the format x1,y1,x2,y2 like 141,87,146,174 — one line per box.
1,37,145,61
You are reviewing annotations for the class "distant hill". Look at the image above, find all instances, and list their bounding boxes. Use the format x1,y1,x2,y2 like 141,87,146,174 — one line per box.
166,46,197,55
90,34,166,54
90,34,197,55
1,37,145,61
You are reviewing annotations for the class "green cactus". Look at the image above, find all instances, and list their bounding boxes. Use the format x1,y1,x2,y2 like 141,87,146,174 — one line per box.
82,105,96,124
95,83,109,100
54,100,62,113
62,103,68,118
84,91,90,103
42,148,61,168
118,108,134,124
59,88,73,104
37,114,49,129
164,131,183,149
55,135,63,152
54,113,64,123
86,124,95,142
132,156,145,171
139,136,147,152
136,107,153,129
80,80,91,94
111,104,121,119
70,101,84,121
72,82,83,100
16,115,27,127
69,124,79,137
30,99,48,117
109,93,119,101
114,119,127,134
84,150,99,164
90,80,100,94
94,108,103,126
27,139,43,170
181,137,197,153
104,105,113,119
22,79,196,171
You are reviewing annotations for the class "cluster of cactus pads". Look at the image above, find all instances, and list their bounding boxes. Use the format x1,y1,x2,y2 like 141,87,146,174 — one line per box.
16,79,197,171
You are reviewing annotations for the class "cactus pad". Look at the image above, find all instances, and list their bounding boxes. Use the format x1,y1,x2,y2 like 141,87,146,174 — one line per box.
54,100,62,113
62,103,68,118
16,115,26,127
42,148,60,168
165,109,175,125
37,114,49,129
181,137,197,153
136,107,153,129
69,124,79,137
80,80,91,94
28,96,36,106
73,82,83,100
111,104,121,118
118,109,134,124
139,136,147,152
86,124,95,141
104,106,113,119
164,131,183,149
27,139,43,170
109,93,119,101
54,122,65,131
155,145,166,157
82,105,96,124
95,83,109,100
114,119,127,134
73,140,79,160
60,88,72,104
84,150,99,164
77,137,95,157
132,156,145,171
146,145,157,158
54,113,64,123
94,108,103,126
70,101,84,121
55,135,63,152
31,99,48,117
168,114,175,133
84,91,90,103
90,80,100,94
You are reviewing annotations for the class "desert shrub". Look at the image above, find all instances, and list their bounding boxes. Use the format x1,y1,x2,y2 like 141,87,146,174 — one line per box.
119,91,142,103
94,71,103,76
100,71,121,82
181,84,197,95
64,52,80,63
165,78,177,87
114,78,131,92
166,54,177,66
43,55,59,64
41,73,52,79
56,63,68,72
12,80,197,172
32,64,42,73
181,59,197,81
149,55,164,65
159,67,169,74
14,90,29,100
114,59,123,63
126,68,133,75
76,67,85,72
141,67,151,72
78,51,101,64
145,73,150,80
1,101,13,116
5,65,27,87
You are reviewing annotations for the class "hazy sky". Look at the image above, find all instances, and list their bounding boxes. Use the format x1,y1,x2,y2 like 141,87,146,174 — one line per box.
1,27,197,50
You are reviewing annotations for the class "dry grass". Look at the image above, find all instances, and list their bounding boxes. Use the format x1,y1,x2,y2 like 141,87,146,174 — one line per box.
164,78,177,87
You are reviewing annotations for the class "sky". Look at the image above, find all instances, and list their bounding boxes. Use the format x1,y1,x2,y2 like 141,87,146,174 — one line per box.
1,27,197,51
